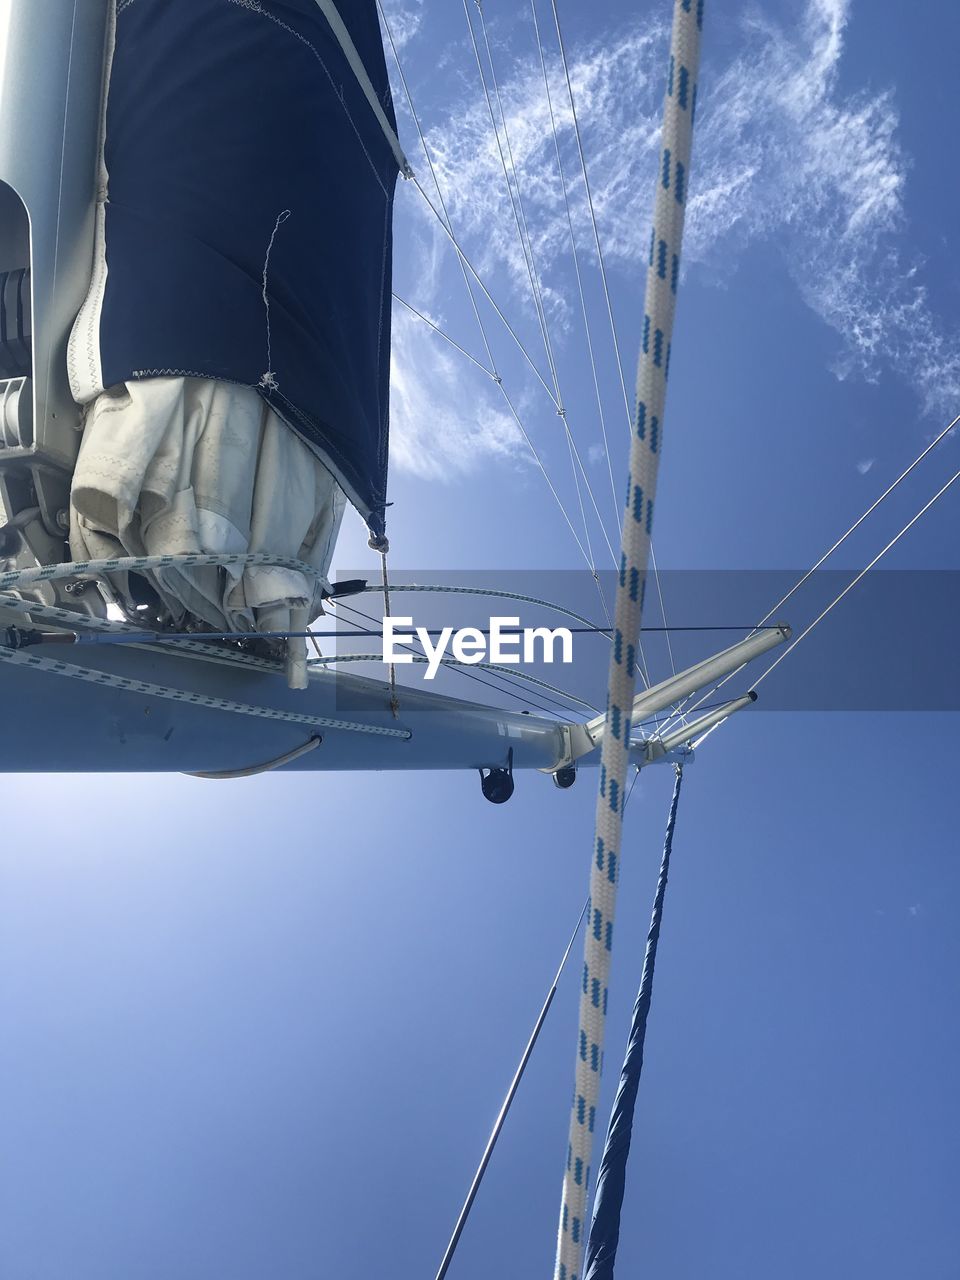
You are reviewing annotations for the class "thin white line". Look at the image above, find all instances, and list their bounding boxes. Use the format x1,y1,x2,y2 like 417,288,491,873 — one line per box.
754,464,960,692
259,209,291,390
660,411,960,737
392,294,496,377
531,0,620,534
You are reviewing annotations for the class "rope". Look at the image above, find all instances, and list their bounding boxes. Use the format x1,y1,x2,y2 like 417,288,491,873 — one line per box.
541,0,677,691
554,5,703,1277
0,590,290,676
582,765,684,1279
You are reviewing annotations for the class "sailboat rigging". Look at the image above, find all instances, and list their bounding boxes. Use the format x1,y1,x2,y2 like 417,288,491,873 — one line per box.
1,2,958,1277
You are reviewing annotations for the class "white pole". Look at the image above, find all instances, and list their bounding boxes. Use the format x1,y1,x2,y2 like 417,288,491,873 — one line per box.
585,626,788,746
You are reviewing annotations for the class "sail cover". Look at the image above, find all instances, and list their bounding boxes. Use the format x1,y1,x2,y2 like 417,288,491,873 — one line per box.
69,0,401,538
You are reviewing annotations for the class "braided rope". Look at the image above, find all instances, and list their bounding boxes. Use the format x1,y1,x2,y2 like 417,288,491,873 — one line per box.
554,5,704,1277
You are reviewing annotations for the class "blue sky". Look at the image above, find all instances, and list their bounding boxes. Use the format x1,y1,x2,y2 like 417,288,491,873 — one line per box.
3,1,960,1276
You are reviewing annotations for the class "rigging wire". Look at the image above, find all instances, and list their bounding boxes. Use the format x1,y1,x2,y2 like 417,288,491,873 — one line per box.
309,652,601,715
495,379,597,570
657,410,960,737
689,463,960,752
392,293,496,378
547,0,632,429
466,0,623,588
471,0,627,580
755,411,960,630
377,0,499,377
465,0,563,406
329,597,586,718
473,0,616,560
380,0,627,616
752,464,960,691
435,897,590,1280
411,178,560,404
530,0,621,534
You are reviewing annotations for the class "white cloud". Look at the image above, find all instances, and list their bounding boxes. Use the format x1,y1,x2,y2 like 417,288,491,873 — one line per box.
381,0,424,53
389,307,524,480
388,0,960,481
688,0,960,418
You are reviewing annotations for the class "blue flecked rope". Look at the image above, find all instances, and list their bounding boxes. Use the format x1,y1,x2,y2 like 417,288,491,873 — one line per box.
582,765,685,1279
553,4,704,1277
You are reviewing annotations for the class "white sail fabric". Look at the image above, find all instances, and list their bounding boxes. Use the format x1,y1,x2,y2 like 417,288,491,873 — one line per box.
69,376,345,638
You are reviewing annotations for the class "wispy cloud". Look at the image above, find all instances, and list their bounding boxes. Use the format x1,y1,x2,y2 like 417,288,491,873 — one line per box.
386,0,959,479
688,0,960,416
388,308,524,480
382,0,424,53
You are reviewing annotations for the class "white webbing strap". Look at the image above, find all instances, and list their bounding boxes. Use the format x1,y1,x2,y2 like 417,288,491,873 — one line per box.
553,3,704,1277
312,0,412,176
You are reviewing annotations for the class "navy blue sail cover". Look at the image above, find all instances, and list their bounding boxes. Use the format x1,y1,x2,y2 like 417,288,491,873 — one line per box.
98,0,400,536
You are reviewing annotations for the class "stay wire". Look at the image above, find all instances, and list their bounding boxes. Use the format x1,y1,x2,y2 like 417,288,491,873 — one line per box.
392,294,495,378
377,0,497,376
381,0,633,613
328,598,585,719
659,410,960,738
530,0,620,534
752,463,960,693
469,0,614,581
475,0,626,579
434,897,590,1280
379,0,603,575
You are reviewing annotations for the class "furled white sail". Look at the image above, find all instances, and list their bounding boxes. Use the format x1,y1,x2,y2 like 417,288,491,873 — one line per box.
70,377,344,637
